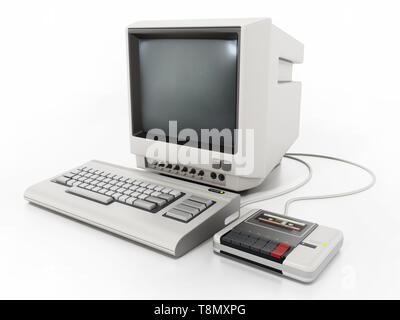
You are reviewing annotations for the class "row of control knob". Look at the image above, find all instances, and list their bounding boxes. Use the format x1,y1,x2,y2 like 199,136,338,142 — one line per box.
154,162,225,181
157,163,204,176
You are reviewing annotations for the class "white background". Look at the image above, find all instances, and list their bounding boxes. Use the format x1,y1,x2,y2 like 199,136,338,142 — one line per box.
1,0,399,299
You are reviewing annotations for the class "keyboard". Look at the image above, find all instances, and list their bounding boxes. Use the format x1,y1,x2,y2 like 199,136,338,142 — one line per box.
24,160,240,257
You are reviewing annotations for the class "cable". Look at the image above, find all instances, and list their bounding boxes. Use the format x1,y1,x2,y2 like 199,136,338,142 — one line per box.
239,155,313,209
240,153,376,217
282,153,376,215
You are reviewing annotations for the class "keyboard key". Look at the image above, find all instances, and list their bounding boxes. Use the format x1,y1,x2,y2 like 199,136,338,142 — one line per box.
143,189,153,195
151,191,162,197
138,194,148,200
118,195,129,202
182,199,206,212
169,190,182,198
66,186,113,204
175,204,199,216
126,197,137,205
189,195,213,207
66,179,76,187
134,199,156,211
158,193,174,202
146,196,167,207
112,193,122,200
165,208,192,222
129,185,138,191
63,172,75,179
161,188,172,194
123,190,133,196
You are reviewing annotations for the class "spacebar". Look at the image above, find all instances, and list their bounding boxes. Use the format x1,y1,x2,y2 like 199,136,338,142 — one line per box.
66,186,114,204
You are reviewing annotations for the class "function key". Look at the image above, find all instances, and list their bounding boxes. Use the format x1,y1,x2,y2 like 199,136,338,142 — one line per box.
165,208,192,222
182,199,206,212
175,204,199,216
189,195,213,207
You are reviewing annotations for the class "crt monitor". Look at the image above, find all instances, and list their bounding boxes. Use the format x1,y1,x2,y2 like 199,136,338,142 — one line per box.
127,18,304,191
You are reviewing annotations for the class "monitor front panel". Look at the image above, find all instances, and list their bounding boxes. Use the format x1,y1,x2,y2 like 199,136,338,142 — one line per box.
128,28,240,154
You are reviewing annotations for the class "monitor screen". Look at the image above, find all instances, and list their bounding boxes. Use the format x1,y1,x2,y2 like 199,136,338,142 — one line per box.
129,31,239,154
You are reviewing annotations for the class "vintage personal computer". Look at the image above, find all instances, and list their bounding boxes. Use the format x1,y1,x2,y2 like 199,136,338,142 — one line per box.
24,18,374,281
128,18,303,191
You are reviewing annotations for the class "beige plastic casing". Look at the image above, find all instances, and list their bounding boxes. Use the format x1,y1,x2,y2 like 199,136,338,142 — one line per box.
127,18,304,191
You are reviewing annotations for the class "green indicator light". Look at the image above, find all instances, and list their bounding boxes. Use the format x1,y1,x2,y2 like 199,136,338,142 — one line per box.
322,243,327,246
301,242,305,245
220,191,224,194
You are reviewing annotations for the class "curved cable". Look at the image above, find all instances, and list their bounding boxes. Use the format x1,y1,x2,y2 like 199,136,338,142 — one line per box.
282,153,376,215
239,155,313,209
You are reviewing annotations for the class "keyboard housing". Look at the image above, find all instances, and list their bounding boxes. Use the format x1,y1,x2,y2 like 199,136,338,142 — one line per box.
24,160,240,257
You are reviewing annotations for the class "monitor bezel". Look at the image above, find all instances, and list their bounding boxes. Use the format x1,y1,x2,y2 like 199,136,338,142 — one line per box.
128,27,241,155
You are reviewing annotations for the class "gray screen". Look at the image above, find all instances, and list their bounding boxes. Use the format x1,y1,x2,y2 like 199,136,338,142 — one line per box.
138,38,238,147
